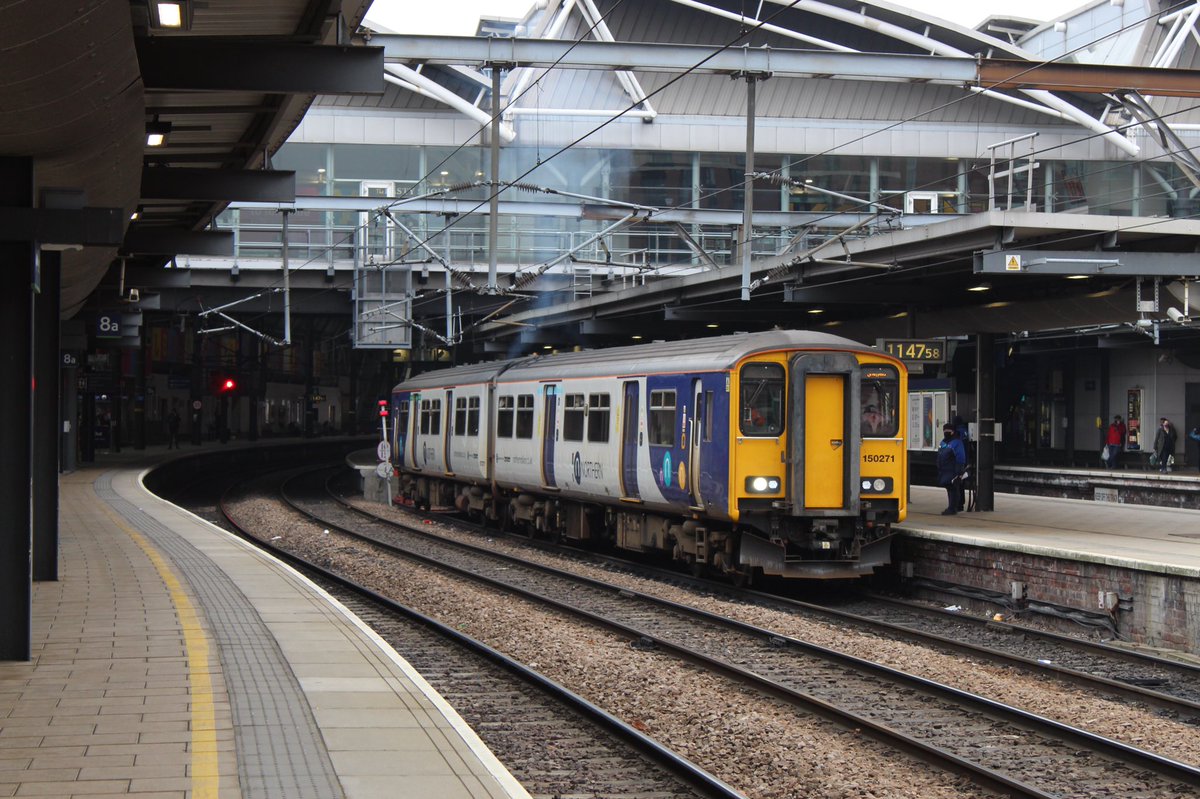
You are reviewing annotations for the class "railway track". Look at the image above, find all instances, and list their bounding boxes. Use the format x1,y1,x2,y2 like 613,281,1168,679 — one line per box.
218,467,741,799
325,468,1200,725
261,466,1200,799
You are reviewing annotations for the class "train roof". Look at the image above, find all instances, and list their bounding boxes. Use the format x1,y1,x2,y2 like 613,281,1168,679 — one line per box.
393,330,880,391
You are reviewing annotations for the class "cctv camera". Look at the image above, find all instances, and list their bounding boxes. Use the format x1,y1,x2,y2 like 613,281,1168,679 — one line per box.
1167,307,1186,322
127,288,139,303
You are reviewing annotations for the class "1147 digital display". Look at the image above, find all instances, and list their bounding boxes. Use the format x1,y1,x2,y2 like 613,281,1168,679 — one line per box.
877,338,946,363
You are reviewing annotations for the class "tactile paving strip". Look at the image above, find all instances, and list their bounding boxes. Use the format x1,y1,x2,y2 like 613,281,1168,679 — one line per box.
95,474,345,799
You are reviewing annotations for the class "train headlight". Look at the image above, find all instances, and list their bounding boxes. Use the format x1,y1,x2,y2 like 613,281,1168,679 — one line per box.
745,476,782,493
859,477,893,494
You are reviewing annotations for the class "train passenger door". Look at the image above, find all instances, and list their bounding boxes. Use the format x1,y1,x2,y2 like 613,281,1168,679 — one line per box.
541,385,558,487
688,380,703,507
790,353,861,514
620,381,640,499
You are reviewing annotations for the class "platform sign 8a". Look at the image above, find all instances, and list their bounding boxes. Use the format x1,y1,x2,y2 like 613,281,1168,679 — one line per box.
95,312,121,339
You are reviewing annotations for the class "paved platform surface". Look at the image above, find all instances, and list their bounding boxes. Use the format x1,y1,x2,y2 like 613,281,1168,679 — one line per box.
904,477,1200,577
0,445,530,799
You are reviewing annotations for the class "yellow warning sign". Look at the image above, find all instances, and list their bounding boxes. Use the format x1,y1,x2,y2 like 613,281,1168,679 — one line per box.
1005,254,1022,271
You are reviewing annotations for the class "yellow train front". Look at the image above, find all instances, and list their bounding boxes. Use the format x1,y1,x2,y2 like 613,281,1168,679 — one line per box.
728,341,907,580
390,330,907,582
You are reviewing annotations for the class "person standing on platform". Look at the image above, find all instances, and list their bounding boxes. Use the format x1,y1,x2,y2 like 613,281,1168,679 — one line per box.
936,422,967,515
166,408,181,449
1153,417,1177,473
1104,414,1126,468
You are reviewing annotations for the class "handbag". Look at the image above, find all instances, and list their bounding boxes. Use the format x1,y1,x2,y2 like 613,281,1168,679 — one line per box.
1100,446,1110,462
1149,453,1159,467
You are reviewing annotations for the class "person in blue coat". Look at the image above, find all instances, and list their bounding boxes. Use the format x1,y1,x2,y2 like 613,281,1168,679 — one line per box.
936,422,967,515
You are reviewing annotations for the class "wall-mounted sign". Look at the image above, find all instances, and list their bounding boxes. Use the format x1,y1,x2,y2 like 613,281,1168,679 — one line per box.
877,338,946,363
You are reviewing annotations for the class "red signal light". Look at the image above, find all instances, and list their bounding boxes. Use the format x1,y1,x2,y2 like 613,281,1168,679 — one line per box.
219,378,237,393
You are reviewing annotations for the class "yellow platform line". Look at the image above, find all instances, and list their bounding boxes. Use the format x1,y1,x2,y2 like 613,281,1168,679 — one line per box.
100,503,222,799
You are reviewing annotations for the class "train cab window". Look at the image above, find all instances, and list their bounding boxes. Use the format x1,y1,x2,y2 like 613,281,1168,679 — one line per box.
515,394,534,438
420,399,441,435
588,393,610,442
649,390,677,446
740,363,784,436
564,393,585,441
497,395,514,438
861,366,900,437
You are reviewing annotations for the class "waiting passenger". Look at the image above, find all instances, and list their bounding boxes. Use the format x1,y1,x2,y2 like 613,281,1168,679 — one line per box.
1153,418,1177,473
1103,414,1125,469
936,423,967,516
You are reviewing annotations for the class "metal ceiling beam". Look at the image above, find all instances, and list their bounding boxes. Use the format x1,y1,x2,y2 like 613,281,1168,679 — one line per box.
121,228,234,256
230,196,934,227
979,59,1200,99
378,35,981,81
379,36,1200,99
136,39,385,94
0,207,124,247
141,168,296,202
977,250,1200,277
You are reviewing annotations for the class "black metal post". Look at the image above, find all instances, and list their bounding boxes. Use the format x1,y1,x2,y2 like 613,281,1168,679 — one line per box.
33,249,60,581
976,332,996,511
0,156,34,659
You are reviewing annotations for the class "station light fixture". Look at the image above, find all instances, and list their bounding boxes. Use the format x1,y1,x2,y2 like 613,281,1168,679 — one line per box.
149,1,193,30
967,282,992,292
145,117,171,147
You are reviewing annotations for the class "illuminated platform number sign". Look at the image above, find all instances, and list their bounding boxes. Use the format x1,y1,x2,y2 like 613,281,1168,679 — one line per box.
877,338,946,363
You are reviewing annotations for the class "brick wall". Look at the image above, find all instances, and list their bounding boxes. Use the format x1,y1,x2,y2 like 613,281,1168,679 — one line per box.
889,535,1200,655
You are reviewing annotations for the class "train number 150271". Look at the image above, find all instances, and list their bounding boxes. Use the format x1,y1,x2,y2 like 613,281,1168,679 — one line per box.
862,453,895,463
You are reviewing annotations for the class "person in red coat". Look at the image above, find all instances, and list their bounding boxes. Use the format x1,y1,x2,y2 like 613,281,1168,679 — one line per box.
1103,414,1125,468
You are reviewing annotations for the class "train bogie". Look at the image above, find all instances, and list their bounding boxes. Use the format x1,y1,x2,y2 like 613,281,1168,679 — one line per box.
390,331,907,580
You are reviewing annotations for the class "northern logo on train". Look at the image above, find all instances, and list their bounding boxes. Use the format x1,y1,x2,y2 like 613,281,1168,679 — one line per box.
572,451,582,484
662,451,673,488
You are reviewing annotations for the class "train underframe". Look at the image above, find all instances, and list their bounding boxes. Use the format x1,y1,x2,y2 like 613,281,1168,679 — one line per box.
398,472,897,581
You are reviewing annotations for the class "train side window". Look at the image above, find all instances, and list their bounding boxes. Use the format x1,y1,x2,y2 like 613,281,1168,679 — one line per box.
740,363,784,436
420,398,440,435
398,400,410,436
516,394,534,438
861,366,900,437
429,399,441,435
563,393,585,441
649,389,676,446
497,395,514,438
703,390,713,442
467,396,480,435
454,397,468,436
588,393,610,442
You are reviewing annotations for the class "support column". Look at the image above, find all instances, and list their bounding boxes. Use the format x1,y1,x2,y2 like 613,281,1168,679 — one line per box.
488,64,503,294
976,332,996,511
740,74,758,301
33,249,61,582
0,156,34,659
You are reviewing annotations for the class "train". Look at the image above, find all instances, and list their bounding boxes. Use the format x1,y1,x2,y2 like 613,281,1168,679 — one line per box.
388,330,907,580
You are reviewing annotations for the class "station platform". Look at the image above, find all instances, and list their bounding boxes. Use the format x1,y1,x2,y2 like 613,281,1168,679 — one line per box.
899,478,1200,654
0,444,530,799
904,480,1200,577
